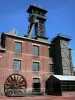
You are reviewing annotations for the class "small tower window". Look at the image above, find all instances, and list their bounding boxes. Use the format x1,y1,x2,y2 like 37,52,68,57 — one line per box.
50,64,54,72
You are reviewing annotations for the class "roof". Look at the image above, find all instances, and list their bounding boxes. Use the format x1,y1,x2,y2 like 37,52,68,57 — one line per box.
2,32,51,45
27,4,47,13
51,34,71,42
52,75,75,81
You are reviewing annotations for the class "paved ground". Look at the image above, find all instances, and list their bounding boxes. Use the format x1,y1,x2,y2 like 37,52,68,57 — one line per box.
0,96,75,100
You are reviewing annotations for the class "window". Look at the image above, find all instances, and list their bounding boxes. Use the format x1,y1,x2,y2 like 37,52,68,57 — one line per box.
14,42,22,53
13,59,21,70
50,64,53,72
33,62,39,71
33,45,39,56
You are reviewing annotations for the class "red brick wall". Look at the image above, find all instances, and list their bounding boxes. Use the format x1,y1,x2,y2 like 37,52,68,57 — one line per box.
0,36,53,95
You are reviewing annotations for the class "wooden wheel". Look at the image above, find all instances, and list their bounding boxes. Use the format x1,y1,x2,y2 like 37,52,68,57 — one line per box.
4,74,27,97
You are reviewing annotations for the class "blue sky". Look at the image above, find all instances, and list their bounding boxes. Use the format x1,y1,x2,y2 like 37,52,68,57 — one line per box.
0,0,75,66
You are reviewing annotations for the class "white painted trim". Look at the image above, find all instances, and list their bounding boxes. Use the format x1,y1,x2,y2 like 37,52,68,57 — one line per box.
13,58,22,60
32,76,41,78
14,52,22,55
14,40,23,43
32,43,40,46
32,60,40,62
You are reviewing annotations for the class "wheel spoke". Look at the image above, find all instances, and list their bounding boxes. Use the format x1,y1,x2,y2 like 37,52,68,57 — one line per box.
18,76,22,83
5,83,11,86
14,74,16,81
10,76,14,81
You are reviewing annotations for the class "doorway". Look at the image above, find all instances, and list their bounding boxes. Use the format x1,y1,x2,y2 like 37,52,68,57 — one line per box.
32,78,40,92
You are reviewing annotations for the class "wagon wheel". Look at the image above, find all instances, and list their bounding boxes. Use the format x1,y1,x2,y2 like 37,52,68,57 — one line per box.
4,74,27,97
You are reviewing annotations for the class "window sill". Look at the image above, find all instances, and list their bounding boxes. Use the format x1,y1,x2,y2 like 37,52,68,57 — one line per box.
13,69,20,71
33,55,39,56
14,52,22,54
33,71,39,72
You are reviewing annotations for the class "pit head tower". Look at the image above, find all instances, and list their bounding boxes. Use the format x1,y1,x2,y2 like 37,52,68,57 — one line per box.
25,4,48,40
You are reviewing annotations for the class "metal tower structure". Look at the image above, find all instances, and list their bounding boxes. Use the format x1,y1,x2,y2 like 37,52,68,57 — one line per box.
50,34,72,75
24,4,48,39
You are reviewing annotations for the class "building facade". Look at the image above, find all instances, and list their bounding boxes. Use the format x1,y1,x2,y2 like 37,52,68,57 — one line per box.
0,5,73,96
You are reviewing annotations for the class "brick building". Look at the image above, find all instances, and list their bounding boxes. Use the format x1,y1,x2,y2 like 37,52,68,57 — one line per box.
0,4,73,96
